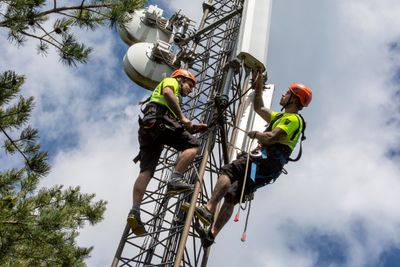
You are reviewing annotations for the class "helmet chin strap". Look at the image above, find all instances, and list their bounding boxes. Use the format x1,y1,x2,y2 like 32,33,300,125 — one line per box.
280,93,294,112
176,77,184,92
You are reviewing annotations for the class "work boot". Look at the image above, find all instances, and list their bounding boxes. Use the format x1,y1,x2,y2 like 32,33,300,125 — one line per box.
194,224,215,248
166,178,194,197
181,202,213,226
127,209,147,236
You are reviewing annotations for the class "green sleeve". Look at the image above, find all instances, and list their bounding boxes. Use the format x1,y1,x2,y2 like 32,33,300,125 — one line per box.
162,77,180,96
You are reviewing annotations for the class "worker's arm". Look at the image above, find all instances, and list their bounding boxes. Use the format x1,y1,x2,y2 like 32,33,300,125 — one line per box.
253,70,272,123
163,86,192,129
247,128,287,146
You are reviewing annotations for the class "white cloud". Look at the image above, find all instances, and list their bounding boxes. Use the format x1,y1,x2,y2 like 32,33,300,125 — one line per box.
163,0,204,25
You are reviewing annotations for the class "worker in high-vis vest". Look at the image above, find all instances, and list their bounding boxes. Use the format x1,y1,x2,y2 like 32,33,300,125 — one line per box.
128,69,207,235
186,70,312,248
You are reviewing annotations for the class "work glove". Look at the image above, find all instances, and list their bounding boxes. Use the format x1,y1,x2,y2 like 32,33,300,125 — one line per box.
189,123,208,134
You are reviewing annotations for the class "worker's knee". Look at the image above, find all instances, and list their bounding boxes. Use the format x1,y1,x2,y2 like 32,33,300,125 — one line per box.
223,194,236,205
193,146,200,153
219,174,231,184
138,168,154,181
186,146,199,156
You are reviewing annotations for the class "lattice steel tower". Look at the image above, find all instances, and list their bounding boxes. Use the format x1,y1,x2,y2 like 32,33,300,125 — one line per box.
112,0,273,266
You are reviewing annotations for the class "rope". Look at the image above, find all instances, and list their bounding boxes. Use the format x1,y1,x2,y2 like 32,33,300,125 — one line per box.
233,138,256,222
232,72,262,222
241,199,252,242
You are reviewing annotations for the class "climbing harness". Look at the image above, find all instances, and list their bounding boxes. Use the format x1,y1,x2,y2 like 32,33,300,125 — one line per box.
288,113,306,162
264,112,307,162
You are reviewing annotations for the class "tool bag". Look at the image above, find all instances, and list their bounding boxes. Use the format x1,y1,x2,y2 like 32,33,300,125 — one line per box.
139,102,184,138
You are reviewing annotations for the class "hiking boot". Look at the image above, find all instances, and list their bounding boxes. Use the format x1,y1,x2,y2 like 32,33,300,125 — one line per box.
193,224,215,248
166,178,194,197
127,209,147,236
181,202,213,226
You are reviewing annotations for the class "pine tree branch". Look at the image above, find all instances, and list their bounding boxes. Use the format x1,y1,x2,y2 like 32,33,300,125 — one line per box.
57,8,111,21
79,0,85,9
0,3,113,27
19,29,62,51
0,111,24,119
0,126,35,172
80,8,112,20
39,4,114,17
1,220,19,225
33,199,62,211
34,22,63,46
56,11,84,21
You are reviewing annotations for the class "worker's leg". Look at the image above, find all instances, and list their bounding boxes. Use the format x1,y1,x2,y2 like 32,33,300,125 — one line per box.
166,147,197,195
166,138,199,196
183,173,231,228
205,155,247,213
211,197,236,237
197,195,235,248
206,157,250,239
128,125,161,235
206,174,232,213
132,168,154,208
133,125,162,205
174,146,199,173
164,129,199,195
189,160,242,227
127,168,154,235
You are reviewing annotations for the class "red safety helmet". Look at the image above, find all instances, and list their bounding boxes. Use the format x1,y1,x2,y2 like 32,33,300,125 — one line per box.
288,83,312,107
171,69,196,87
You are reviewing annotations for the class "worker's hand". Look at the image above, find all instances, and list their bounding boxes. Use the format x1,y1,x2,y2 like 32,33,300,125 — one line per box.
190,123,208,134
252,69,261,80
247,131,258,139
180,116,193,130
251,69,264,90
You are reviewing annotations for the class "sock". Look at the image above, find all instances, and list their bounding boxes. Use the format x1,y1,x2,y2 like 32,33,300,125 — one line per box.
131,204,140,212
170,171,183,180
208,229,215,239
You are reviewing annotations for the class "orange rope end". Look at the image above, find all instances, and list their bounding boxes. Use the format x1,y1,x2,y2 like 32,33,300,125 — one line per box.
241,232,246,242
234,212,240,222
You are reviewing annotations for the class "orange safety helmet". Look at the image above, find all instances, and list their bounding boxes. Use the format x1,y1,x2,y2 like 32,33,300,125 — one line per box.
171,69,196,87
288,83,312,107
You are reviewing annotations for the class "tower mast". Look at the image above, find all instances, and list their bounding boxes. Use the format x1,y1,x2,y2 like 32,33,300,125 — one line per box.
112,1,273,266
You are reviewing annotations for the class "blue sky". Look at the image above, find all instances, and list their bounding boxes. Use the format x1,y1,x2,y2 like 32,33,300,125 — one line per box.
1,0,400,266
